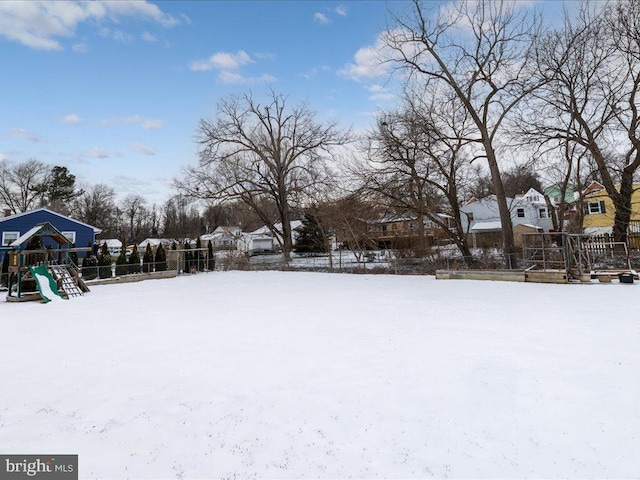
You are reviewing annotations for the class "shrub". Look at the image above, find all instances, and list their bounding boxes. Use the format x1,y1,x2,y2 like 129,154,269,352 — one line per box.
81,253,98,280
128,244,141,274
142,244,154,273
155,243,167,271
115,242,128,276
97,242,112,279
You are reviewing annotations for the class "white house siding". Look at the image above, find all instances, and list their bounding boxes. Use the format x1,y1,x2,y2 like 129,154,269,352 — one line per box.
461,189,554,234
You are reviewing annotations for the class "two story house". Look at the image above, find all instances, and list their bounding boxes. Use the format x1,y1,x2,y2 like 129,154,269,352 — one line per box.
461,188,553,248
582,182,640,235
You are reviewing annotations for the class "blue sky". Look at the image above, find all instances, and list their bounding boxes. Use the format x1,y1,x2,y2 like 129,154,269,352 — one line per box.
0,1,405,206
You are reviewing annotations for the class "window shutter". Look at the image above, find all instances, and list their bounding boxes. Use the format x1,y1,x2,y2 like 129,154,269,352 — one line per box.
584,203,589,215
600,201,606,214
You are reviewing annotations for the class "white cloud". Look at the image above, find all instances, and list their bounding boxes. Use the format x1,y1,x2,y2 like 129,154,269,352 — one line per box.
7,128,45,142
189,50,253,72
61,113,83,124
86,146,118,159
141,31,157,43
112,29,134,43
369,92,396,102
190,50,275,85
218,71,277,85
129,143,157,155
101,115,163,130
338,33,401,81
335,6,348,17
314,12,330,25
0,1,183,51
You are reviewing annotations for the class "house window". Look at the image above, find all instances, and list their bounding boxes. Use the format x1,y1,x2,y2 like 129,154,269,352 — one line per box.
2,231,19,246
62,231,76,244
586,201,606,214
539,208,548,219
516,208,525,218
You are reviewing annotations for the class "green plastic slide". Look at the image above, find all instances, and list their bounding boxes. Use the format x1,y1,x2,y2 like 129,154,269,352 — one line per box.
29,264,66,303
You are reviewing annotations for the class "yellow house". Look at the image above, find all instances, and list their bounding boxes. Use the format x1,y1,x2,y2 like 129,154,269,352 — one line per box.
582,184,640,234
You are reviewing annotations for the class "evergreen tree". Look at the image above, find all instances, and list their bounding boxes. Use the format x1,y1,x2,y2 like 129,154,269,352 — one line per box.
143,243,154,273
195,236,203,272
184,241,193,273
81,242,98,280
128,244,141,274
115,241,128,276
155,243,167,271
97,242,112,279
207,240,215,271
294,213,326,253
34,165,84,214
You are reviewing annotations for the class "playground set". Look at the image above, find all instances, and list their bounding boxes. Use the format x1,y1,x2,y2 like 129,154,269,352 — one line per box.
3,222,91,302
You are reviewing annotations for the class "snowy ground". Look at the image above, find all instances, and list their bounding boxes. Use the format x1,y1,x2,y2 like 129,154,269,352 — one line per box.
1,271,638,479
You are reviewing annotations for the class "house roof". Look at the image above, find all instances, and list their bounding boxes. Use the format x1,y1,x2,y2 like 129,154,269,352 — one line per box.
0,208,102,234
583,181,606,196
469,221,503,232
138,238,172,248
251,220,303,236
98,239,122,248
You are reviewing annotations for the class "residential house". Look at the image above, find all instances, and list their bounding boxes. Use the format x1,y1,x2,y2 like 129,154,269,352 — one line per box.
461,188,554,248
582,183,640,235
236,232,276,256
237,221,303,254
544,183,577,207
137,238,173,254
200,226,242,250
96,238,123,256
0,208,101,264
367,213,456,249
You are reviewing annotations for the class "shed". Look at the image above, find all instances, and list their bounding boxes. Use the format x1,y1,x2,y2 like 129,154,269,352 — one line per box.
513,224,544,248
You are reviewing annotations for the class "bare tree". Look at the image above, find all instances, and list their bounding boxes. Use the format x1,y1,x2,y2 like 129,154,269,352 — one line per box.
0,158,48,213
175,90,351,259
161,195,203,239
385,0,543,265
525,1,640,242
357,89,475,261
120,194,148,243
71,184,117,235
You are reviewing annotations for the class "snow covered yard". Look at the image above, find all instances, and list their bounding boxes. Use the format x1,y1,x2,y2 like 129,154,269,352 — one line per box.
1,271,638,479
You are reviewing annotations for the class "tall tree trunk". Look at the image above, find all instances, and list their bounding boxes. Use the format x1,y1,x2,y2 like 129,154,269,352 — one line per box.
486,146,516,266
613,172,634,244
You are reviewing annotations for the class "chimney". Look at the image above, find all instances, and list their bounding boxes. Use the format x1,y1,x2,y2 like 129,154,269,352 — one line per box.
3,209,11,218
